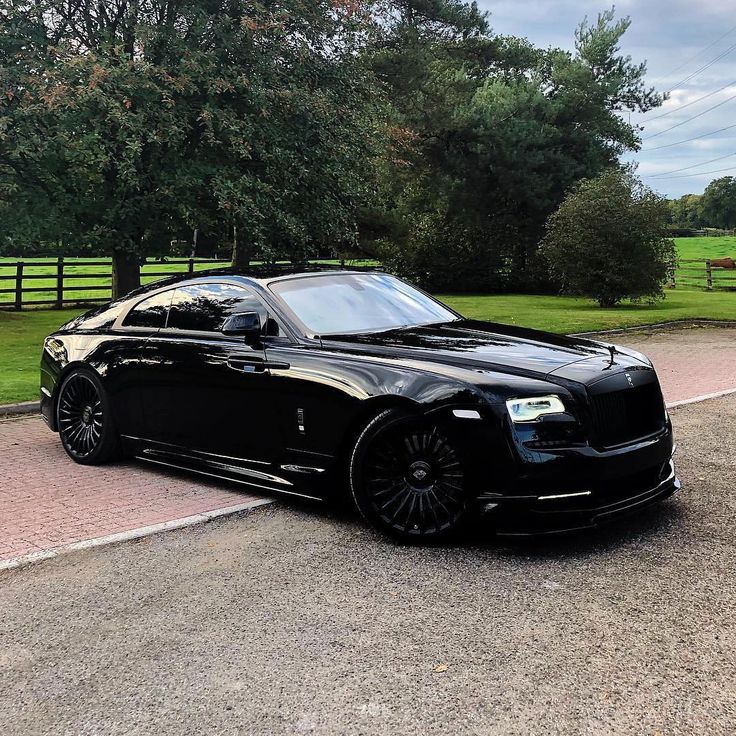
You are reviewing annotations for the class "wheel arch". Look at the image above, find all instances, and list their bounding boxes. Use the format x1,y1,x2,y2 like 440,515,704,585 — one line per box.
331,390,494,495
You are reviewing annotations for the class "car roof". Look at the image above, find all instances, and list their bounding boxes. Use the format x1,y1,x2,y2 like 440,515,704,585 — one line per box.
208,264,381,284
122,264,382,300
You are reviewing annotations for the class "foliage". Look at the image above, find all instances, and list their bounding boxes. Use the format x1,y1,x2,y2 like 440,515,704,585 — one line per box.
667,194,705,230
540,169,677,307
1,0,669,298
370,5,664,292
0,0,385,294
700,177,736,230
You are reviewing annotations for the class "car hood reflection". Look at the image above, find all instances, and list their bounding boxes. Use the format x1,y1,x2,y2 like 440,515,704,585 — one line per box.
321,320,632,378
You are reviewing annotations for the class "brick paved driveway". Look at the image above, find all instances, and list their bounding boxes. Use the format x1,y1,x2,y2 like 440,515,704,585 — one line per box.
613,326,736,404
0,416,262,562
1,326,735,565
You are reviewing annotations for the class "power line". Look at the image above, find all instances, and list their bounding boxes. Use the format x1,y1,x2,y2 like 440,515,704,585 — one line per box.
645,164,736,180
665,39,736,92
648,151,736,177
646,79,736,121
649,23,736,88
643,91,736,140
642,121,736,151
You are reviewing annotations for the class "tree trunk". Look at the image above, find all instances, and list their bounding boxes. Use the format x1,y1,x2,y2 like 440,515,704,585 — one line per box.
112,250,141,299
231,225,252,269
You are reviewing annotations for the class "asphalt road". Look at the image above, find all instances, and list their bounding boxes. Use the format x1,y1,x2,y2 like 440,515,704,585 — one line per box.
1,398,735,735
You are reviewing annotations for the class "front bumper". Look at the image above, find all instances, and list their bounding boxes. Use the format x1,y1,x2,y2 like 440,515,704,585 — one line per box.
479,457,680,535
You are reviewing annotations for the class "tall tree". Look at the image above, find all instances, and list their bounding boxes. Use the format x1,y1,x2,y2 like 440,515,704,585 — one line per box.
700,177,736,230
369,5,665,291
0,0,384,296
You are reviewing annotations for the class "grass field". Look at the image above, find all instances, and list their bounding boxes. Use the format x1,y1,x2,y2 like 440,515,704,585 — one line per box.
0,309,81,404
675,236,736,261
440,290,736,333
2,288,735,405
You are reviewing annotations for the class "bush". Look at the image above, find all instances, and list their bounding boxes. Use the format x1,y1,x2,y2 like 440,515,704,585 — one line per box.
540,170,677,307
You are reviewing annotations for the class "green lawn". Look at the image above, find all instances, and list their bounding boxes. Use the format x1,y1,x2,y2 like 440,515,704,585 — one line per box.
440,290,736,334
2,287,736,405
675,236,736,261
0,309,82,404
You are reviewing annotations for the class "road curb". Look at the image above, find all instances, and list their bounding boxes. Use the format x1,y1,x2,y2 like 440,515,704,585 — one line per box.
0,400,40,417
0,497,274,572
667,387,736,409
572,318,736,338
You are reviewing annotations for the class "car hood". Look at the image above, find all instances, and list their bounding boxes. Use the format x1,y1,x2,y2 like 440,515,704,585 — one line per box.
321,320,649,383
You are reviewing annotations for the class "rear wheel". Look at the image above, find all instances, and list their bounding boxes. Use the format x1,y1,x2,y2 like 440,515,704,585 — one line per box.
57,370,119,465
349,409,470,542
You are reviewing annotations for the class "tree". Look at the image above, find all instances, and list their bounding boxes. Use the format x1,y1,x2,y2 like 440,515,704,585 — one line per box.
0,0,384,296
540,169,677,307
667,194,704,230
700,177,736,230
368,5,665,292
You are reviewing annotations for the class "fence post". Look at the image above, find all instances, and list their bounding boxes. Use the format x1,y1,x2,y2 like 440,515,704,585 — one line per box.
14,262,23,311
188,257,194,275
56,256,64,309
706,259,713,290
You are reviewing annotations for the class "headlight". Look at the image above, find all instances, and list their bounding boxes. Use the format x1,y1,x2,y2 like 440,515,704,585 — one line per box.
506,395,566,422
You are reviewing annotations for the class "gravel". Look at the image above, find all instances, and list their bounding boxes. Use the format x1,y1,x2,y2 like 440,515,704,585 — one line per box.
1,398,735,735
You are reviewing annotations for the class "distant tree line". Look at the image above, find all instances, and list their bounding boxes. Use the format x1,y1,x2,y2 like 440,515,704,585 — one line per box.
1,0,669,298
667,177,736,232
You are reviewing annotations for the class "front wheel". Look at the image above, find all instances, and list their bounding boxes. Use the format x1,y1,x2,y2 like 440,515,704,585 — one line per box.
349,409,471,542
57,369,120,465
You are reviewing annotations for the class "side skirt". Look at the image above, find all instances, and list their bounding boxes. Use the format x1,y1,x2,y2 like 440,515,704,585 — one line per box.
121,435,327,502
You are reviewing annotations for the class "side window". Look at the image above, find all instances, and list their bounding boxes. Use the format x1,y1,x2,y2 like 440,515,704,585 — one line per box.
122,289,174,329
166,283,278,334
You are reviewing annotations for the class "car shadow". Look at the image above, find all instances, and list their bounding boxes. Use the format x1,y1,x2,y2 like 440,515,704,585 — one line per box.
320,492,686,561
133,457,686,562
479,500,686,560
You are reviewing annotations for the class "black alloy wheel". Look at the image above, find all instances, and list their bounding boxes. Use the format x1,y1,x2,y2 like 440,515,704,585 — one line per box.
57,370,119,465
350,409,469,542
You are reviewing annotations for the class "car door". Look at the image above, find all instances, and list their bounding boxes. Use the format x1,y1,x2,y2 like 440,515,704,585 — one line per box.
105,287,177,438
140,282,281,463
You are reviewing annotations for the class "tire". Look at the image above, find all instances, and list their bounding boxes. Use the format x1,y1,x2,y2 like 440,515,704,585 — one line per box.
56,369,120,465
349,409,471,542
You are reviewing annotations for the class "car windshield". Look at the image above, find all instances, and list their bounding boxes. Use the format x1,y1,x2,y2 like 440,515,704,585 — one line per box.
269,273,458,336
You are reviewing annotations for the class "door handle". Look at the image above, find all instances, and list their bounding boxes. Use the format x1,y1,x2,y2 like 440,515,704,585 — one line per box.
227,358,290,373
227,358,266,373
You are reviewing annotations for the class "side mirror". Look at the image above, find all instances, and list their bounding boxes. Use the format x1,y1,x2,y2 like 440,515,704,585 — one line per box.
222,311,261,341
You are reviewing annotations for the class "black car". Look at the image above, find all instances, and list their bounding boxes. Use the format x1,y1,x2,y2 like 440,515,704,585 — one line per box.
40,267,679,540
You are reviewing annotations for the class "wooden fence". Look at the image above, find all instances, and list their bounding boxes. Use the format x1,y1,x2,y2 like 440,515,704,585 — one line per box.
2,256,733,310
0,257,230,310
670,259,736,291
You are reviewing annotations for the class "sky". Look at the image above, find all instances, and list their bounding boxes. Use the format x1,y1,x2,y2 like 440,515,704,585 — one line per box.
476,0,736,198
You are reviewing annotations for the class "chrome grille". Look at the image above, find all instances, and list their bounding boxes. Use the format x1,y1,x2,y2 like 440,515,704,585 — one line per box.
589,381,666,447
